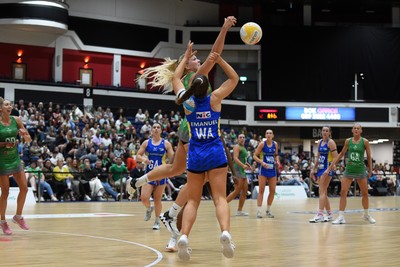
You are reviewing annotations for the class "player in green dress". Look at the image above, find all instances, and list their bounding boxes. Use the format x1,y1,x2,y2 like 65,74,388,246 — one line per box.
0,97,32,235
226,134,251,216
328,123,376,225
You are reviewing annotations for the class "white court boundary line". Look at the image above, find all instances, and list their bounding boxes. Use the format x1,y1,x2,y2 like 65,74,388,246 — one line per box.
5,213,134,219
27,229,163,267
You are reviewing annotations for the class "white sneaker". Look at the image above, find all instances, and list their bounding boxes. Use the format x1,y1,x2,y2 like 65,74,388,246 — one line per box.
84,195,91,201
332,216,346,225
220,231,235,258
165,235,177,252
256,211,263,218
362,214,376,224
309,214,324,223
50,196,58,202
97,196,106,201
265,211,274,218
236,211,249,216
40,196,45,202
160,210,179,235
152,221,160,230
144,206,154,221
324,214,333,222
177,235,191,261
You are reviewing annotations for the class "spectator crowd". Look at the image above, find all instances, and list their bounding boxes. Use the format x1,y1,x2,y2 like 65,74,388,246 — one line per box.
9,99,397,202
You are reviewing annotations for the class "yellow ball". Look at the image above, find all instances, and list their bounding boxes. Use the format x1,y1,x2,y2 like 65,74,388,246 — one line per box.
240,22,262,45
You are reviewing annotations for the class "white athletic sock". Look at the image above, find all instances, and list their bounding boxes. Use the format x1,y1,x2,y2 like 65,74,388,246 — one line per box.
339,211,345,217
266,205,271,212
169,203,182,218
364,209,369,216
221,230,231,238
135,174,149,188
257,206,262,213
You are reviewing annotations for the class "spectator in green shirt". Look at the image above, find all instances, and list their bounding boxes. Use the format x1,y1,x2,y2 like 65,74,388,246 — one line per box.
108,156,129,194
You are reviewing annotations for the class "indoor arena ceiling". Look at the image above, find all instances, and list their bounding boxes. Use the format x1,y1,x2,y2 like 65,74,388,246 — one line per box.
195,0,399,7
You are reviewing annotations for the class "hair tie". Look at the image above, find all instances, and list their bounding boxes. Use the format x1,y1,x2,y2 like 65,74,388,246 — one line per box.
195,77,203,84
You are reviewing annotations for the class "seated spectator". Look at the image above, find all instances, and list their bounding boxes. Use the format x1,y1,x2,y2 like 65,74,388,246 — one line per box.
369,164,394,196
113,143,125,158
125,125,137,144
75,141,88,160
21,142,31,166
248,133,259,150
49,147,64,166
93,159,120,201
65,138,79,158
80,147,98,165
105,107,114,123
101,132,113,147
67,158,87,201
28,159,58,201
46,125,57,148
108,156,129,193
279,164,302,186
36,117,47,143
29,140,42,161
121,151,136,172
20,109,29,125
115,114,123,130
52,159,75,201
153,109,163,124
290,163,310,195
91,129,103,148
54,130,67,154
81,160,105,201
42,159,54,182
122,117,132,129
81,124,91,138
140,120,151,137
130,162,146,179
26,114,39,138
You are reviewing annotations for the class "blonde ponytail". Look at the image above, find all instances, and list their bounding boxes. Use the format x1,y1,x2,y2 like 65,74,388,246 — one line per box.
137,58,179,93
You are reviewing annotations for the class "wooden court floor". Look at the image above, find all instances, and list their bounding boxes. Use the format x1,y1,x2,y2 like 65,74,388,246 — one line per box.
0,196,399,267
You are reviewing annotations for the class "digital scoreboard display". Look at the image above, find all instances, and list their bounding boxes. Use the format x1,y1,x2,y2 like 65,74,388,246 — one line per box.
285,107,355,121
254,106,286,121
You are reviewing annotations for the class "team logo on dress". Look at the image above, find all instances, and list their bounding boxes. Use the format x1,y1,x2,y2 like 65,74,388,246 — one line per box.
196,111,211,119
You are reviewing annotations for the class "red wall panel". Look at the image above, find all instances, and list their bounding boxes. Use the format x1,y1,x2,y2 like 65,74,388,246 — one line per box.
63,49,113,86
0,43,54,81
120,56,161,89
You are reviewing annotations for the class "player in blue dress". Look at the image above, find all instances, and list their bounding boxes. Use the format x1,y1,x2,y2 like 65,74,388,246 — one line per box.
309,126,339,223
172,48,238,261
135,123,174,230
253,129,280,219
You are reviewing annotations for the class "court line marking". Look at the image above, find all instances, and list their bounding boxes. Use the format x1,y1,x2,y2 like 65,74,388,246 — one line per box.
5,213,134,219
27,229,163,267
288,207,400,214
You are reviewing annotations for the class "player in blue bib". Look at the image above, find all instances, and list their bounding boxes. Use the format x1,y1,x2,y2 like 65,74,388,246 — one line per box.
172,48,238,261
135,123,174,230
253,129,280,219
309,126,339,223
